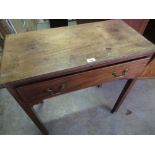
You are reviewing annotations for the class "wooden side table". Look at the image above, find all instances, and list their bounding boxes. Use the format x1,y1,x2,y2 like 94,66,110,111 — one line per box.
0,20,155,134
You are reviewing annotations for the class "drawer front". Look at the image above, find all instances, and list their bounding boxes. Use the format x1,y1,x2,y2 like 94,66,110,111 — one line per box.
17,58,149,103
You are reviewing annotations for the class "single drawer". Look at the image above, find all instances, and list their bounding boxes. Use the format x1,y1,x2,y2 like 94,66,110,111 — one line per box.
17,58,149,103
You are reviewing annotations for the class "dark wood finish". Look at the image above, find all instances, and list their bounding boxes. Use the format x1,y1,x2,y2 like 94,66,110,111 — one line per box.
0,20,155,134
1,20,155,85
2,52,153,88
77,19,149,34
7,86,48,134
7,57,149,134
140,55,155,78
77,20,149,88
17,58,149,105
111,79,136,113
123,19,149,34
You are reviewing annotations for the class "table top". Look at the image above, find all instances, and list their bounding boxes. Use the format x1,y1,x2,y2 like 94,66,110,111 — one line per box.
1,20,155,84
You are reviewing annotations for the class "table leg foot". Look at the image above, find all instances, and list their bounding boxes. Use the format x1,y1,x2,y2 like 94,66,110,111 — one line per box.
111,79,136,113
24,106,49,135
7,87,49,135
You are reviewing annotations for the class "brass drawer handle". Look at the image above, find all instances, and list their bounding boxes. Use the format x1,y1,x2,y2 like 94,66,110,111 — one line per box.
112,68,128,78
46,83,65,95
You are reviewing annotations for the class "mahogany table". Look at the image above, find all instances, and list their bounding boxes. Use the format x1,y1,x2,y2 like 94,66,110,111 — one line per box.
1,20,155,134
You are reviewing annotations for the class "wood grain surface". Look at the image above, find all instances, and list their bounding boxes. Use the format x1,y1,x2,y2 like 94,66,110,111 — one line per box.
1,20,155,84
17,58,149,104
77,19,149,34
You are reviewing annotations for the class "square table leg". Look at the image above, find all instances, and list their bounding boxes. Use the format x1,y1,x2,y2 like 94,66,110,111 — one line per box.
7,87,49,135
6,78,136,134
111,79,137,113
